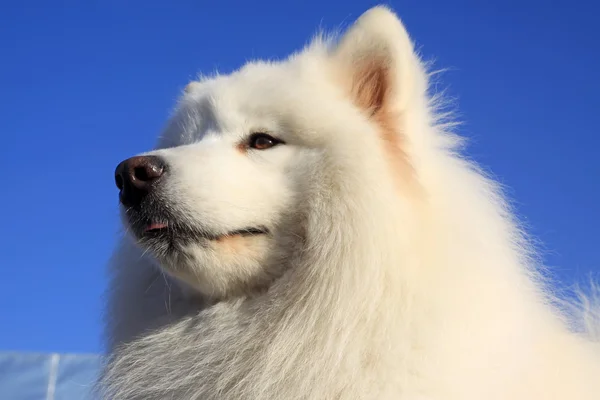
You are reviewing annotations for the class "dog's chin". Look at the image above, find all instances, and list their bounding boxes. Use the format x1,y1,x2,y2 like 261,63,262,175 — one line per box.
144,230,275,299
121,205,275,297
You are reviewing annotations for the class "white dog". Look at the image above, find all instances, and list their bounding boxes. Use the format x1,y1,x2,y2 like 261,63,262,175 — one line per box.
99,6,600,399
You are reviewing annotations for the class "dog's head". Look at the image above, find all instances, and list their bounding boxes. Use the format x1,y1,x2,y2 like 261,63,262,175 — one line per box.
114,7,426,298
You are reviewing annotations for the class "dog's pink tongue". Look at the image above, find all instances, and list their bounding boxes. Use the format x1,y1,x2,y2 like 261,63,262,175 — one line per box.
146,222,168,231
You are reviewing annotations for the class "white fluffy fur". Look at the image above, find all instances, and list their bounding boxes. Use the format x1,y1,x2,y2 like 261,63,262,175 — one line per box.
98,6,600,399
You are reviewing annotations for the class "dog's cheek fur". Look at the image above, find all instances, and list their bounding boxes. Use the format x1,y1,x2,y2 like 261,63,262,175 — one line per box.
132,140,301,297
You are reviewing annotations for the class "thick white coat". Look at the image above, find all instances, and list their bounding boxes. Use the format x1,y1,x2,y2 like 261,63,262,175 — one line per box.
99,6,600,399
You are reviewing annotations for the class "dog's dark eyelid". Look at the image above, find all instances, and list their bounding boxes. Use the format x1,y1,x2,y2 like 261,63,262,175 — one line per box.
247,132,285,149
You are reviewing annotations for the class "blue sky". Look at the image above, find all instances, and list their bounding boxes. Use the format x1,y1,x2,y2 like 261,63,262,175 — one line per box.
1,0,598,355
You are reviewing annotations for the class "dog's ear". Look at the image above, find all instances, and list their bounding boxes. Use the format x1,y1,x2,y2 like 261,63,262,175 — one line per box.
330,6,420,187
331,6,417,116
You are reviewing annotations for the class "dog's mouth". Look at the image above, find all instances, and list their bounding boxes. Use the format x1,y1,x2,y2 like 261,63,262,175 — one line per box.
122,198,269,251
137,219,269,243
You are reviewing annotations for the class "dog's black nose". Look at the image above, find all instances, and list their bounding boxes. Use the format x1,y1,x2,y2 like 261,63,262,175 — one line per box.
115,155,166,207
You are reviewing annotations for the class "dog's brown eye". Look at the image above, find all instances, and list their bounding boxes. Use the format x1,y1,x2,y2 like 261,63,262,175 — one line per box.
248,133,283,150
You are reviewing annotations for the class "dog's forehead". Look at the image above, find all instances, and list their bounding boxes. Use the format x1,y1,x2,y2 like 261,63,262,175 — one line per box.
155,73,281,147
157,56,331,149
216,62,306,109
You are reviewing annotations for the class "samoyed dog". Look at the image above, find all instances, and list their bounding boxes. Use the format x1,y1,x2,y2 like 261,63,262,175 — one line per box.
99,6,600,400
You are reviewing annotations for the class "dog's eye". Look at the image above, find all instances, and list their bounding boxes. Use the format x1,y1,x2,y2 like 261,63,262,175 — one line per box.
248,133,283,150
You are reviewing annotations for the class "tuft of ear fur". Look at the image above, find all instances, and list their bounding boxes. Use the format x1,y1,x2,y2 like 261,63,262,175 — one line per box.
331,6,417,115
183,81,202,94
559,279,600,343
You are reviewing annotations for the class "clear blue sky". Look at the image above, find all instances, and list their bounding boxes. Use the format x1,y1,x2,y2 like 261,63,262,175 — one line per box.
1,0,598,355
